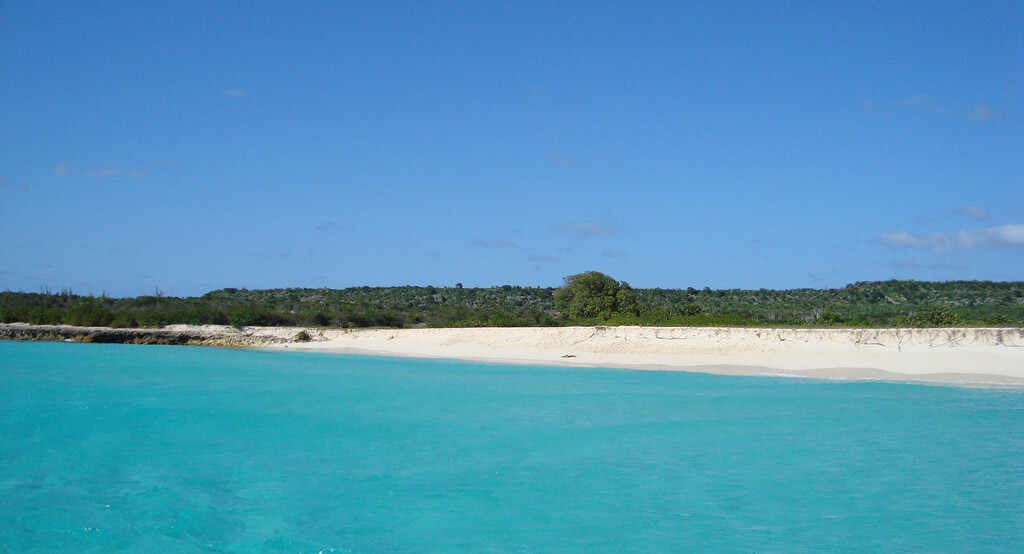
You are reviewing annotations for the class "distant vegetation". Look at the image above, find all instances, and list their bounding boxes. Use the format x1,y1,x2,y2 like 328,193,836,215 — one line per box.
2,273,1022,329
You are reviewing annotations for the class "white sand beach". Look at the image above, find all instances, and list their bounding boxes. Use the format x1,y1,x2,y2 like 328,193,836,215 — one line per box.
264,326,1024,385
5,323,1020,384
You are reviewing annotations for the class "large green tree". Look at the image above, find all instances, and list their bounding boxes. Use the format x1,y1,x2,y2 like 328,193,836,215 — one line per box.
553,271,638,320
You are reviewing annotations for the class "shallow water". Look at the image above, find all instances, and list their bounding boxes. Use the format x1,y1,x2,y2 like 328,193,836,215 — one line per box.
1,341,1022,553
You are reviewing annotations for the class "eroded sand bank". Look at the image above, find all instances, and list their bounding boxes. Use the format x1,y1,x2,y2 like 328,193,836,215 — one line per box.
269,326,1024,385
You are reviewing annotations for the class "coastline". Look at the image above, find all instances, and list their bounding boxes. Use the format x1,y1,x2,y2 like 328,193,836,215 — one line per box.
275,326,1024,385
4,323,1023,385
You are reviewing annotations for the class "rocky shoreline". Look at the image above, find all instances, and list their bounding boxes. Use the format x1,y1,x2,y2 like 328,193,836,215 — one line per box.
0,323,296,347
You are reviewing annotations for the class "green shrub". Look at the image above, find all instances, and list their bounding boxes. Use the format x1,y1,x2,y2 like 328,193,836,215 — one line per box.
911,307,964,327
554,271,637,320
816,312,845,325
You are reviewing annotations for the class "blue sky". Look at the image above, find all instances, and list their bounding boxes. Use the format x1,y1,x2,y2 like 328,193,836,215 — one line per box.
2,1,1021,296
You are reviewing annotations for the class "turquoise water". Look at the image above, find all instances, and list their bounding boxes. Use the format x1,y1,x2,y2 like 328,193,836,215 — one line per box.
1,342,1022,553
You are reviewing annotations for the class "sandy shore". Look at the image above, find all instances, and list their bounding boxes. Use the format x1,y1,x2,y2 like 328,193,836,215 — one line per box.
270,326,1024,385
3,323,1022,384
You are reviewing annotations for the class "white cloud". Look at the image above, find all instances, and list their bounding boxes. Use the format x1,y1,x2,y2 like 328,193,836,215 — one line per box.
51,163,72,176
222,89,248,98
602,249,627,259
551,218,619,238
958,206,989,220
876,224,1024,253
528,253,556,262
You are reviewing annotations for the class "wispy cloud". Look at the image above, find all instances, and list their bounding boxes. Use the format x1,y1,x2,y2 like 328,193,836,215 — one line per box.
967,104,1000,123
545,153,575,167
888,95,1001,123
958,206,989,220
527,253,557,262
551,218,620,238
470,239,517,249
82,168,148,179
248,250,293,260
0,177,29,190
602,249,627,259
897,94,948,114
222,89,248,98
51,163,147,179
876,224,1024,253
315,221,351,232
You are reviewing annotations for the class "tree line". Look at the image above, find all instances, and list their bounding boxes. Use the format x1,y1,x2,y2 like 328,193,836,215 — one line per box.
2,272,1022,329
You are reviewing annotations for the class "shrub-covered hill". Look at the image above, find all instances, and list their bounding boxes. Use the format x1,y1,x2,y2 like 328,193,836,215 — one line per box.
634,280,1024,327
0,285,560,329
1,279,1022,329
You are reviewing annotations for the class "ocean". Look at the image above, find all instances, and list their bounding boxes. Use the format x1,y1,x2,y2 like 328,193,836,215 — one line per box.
1,341,1021,553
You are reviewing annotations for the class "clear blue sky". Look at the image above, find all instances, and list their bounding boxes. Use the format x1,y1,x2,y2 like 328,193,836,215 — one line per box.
2,1,1021,296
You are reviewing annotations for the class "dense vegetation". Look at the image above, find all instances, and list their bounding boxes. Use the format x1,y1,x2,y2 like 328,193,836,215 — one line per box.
2,275,1022,329
553,271,638,319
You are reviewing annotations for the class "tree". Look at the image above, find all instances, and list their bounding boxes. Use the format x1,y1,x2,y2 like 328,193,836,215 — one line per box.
553,271,638,320
616,282,638,315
